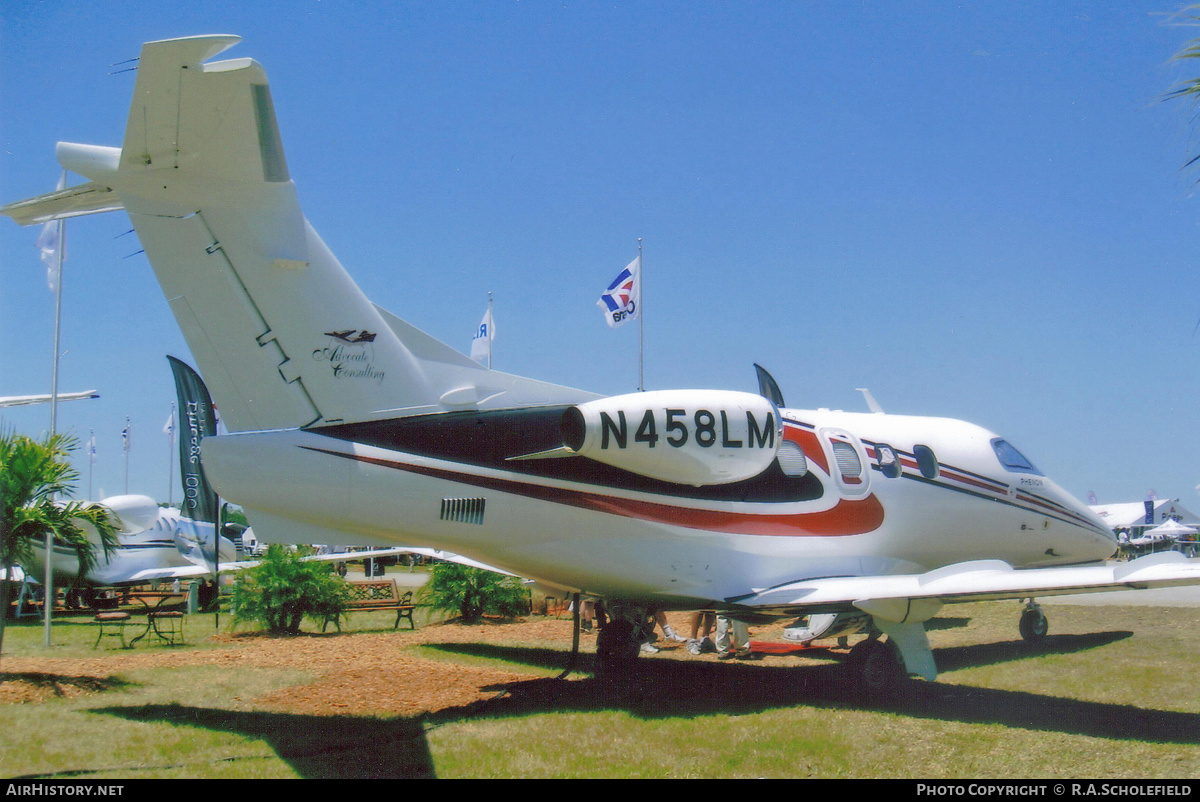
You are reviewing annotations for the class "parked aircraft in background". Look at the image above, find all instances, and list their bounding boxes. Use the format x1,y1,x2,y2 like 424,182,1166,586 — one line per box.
6,35,1200,696
22,492,418,607
22,493,237,606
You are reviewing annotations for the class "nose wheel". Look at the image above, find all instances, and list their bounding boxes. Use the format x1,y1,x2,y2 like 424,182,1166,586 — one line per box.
1019,602,1048,645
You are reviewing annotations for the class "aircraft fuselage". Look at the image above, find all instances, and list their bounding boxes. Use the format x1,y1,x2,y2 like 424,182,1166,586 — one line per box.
203,404,1116,610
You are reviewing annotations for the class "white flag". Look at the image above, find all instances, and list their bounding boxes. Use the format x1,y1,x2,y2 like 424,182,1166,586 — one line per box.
88,431,97,465
122,421,130,453
163,406,176,437
597,255,640,329
470,304,495,365
36,173,67,292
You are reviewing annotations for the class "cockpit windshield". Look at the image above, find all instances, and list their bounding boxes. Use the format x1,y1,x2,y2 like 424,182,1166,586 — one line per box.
991,438,1042,476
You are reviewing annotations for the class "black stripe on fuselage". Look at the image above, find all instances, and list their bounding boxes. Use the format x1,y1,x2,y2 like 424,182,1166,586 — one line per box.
308,407,824,504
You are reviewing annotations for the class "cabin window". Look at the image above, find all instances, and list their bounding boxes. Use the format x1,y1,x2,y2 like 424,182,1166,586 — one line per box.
913,445,939,479
831,441,862,479
820,428,871,496
991,438,1042,476
875,444,902,478
776,440,809,477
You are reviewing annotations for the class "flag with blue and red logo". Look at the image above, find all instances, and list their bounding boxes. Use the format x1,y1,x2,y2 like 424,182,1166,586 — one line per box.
597,255,640,329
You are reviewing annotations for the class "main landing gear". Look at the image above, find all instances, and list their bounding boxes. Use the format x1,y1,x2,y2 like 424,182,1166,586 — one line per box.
593,603,650,682
847,635,905,704
1019,601,1048,645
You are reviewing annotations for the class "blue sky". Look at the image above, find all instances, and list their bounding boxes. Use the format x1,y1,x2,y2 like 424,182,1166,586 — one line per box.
2,1,1199,508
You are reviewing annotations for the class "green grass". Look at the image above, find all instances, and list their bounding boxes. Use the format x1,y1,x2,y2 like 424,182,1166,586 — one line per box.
2,601,1199,778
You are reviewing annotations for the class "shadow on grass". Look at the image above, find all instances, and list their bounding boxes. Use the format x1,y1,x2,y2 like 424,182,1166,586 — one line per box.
422,629,1200,746
924,616,972,631
933,631,1133,673
76,628,1197,778
1,672,136,695
91,704,436,779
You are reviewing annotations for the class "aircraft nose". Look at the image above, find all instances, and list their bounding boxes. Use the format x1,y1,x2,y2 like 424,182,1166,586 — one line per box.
1061,489,1118,557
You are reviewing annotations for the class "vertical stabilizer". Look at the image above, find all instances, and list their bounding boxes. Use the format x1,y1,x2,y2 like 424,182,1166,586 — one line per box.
4,36,592,432
48,36,448,432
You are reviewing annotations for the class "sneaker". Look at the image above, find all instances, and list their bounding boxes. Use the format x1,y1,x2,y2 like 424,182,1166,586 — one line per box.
639,642,660,654
664,627,688,643
686,639,702,655
734,649,760,661
580,620,593,633
717,650,736,660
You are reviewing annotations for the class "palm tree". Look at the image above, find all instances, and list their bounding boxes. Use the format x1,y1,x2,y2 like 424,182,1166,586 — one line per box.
0,427,119,674
1164,6,1200,170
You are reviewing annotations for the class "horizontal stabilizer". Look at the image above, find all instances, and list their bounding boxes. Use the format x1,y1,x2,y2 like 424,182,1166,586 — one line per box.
0,182,122,226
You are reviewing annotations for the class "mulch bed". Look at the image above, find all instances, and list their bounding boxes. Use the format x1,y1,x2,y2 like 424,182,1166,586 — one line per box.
0,613,731,716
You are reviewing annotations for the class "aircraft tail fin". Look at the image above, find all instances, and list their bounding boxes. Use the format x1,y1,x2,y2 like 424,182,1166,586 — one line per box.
3,35,589,432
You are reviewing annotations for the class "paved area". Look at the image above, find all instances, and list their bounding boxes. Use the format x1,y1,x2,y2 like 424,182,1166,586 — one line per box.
342,567,429,588
1043,584,1200,607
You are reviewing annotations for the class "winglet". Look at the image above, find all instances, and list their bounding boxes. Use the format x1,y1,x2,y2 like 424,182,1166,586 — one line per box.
857,388,884,414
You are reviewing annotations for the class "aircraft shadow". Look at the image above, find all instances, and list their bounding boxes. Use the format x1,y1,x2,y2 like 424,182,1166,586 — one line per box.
933,631,1133,673
79,631,1196,778
91,704,436,779
425,631,1200,746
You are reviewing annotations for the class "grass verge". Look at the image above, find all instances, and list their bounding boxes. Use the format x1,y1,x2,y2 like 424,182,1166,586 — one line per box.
1,601,1198,778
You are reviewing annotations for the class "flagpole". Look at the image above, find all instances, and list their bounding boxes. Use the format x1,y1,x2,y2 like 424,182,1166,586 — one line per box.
44,198,66,648
166,404,175,506
123,418,130,494
637,238,644,393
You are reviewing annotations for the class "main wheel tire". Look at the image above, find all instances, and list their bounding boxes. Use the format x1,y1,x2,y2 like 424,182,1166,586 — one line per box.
594,617,641,682
849,638,903,706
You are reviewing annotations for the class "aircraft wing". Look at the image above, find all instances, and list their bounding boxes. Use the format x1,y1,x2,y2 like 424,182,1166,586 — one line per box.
734,552,1200,621
117,546,509,584
0,390,99,408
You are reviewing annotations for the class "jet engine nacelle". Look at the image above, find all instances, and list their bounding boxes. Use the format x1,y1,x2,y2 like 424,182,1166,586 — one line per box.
98,494,162,535
561,390,782,486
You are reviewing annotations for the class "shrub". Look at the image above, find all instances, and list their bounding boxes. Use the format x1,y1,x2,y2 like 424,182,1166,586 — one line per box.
231,545,350,634
419,562,528,624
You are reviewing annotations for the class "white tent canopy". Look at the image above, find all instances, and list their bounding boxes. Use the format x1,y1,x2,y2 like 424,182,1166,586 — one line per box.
1145,519,1197,539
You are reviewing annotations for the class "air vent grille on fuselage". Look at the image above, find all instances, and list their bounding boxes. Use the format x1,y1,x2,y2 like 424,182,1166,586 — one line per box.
441,497,486,525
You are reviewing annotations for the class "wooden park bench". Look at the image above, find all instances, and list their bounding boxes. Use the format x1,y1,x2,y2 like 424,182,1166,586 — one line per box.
322,578,416,632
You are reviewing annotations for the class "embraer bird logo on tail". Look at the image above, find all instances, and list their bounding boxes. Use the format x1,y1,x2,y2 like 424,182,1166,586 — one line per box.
324,329,376,343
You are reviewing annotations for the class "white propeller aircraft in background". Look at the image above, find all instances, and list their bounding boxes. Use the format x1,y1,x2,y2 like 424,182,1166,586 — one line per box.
22,493,239,607
6,35,1200,696
22,491,418,608
0,390,98,408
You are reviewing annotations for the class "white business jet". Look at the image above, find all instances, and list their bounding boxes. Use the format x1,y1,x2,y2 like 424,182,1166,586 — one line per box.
5,35,1200,696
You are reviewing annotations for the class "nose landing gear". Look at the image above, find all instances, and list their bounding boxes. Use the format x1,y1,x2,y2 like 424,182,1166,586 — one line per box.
1019,601,1048,645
